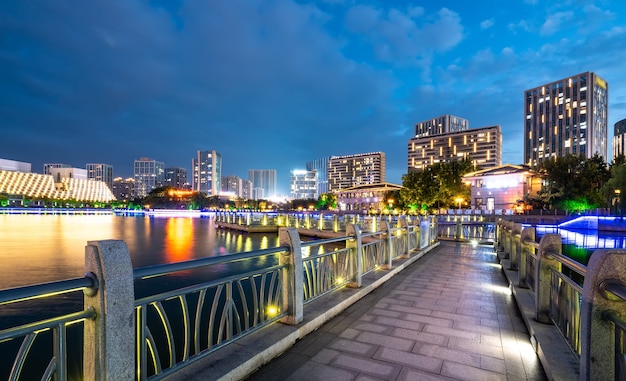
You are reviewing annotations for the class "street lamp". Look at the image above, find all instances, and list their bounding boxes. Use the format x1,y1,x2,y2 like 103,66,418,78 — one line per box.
455,197,464,210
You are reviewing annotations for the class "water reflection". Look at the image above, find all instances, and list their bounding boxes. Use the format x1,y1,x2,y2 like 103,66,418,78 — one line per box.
165,218,194,262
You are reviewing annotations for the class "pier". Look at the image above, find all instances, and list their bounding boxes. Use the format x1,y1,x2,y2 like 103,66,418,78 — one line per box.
2,214,626,380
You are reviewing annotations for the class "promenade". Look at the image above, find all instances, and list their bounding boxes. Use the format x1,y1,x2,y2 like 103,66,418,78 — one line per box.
244,241,546,381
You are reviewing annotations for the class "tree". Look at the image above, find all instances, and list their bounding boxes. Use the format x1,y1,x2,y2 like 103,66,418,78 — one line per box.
316,193,337,210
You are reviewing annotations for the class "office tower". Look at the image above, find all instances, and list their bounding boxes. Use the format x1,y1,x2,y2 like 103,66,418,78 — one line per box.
408,125,502,172
43,163,71,175
165,167,188,189
192,150,222,195
306,157,329,196
327,152,386,192
86,163,114,191
290,169,318,199
613,119,626,160
222,175,252,198
112,177,135,201
524,72,608,167
414,115,469,138
248,169,277,199
134,157,165,198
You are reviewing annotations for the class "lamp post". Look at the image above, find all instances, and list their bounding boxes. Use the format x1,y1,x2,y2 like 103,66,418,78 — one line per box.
455,197,463,210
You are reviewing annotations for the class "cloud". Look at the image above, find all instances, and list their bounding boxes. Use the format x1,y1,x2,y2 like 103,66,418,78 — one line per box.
480,19,494,29
344,5,463,66
540,11,574,35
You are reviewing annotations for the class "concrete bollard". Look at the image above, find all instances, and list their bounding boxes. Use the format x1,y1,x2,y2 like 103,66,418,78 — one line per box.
510,223,522,270
535,234,562,324
278,228,304,325
580,249,626,381
84,240,135,381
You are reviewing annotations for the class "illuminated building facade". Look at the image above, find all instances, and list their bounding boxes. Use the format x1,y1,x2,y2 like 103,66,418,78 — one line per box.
165,167,189,189
408,125,502,172
290,169,318,199
328,152,386,192
192,150,222,195
134,157,165,198
414,115,469,138
613,118,626,160
524,72,608,167
112,177,135,201
306,157,329,195
0,169,116,203
86,163,113,190
336,182,402,213
248,169,277,199
462,165,542,212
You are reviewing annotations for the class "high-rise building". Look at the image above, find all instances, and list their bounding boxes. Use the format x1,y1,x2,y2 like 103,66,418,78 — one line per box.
408,125,502,172
248,169,277,199
222,175,252,198
613,118,626,160
524,72,608,167
86,163,113,191
192,150,222,195
306,157,329,196
43,163,71,175
290,169,318,199
134,157,164,198
0,158,31,173
328,152,386,192
414,115,469,138
112,177,135,201
165,167,188,189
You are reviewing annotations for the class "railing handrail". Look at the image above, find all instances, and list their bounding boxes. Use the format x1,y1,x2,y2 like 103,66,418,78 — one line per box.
133,245,290,280
300,235,355,248
0,276,97,306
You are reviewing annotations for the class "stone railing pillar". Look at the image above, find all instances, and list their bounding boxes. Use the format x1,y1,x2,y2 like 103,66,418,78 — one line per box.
519,226,535,289
535,233,562,323
380,220,393,269
455,217,462,241
84,240,135,381
399,216,410,257
510,223,522,270
580,249,626,381
278,228,304,325
346,224,363,288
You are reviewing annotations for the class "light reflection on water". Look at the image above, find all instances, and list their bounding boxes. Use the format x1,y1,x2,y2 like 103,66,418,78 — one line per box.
0,214,280,290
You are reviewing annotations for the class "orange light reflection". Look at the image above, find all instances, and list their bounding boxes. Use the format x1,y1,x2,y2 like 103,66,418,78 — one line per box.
165,218,194,262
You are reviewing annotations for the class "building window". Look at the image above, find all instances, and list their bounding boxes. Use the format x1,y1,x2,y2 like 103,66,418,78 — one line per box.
487,197,495,211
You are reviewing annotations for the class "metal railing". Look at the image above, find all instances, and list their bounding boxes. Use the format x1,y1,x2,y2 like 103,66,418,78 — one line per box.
437,215,496,242
496,219,626,381
0,215,438,381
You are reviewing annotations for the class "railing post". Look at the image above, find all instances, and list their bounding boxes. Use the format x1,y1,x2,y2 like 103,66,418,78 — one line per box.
415,219,421,250
535,234,562,324
580,249,626,381
278,227,303,325
84,240,135,381
346,224,363,288
455,217,462,241
333,214,339,232
380,220,393,269
519,226,535,288
400,216,410,257
510,223,522,270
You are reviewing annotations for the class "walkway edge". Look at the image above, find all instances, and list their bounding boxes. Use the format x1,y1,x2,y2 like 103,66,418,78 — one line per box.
164,242,440,381
498,254,580,381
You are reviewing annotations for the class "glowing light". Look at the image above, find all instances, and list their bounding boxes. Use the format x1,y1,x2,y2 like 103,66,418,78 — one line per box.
336,277,345,284
471,240,478,247
267,305,279,317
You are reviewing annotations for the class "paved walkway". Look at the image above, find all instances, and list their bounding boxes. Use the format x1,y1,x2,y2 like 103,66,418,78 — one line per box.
245,241,547,381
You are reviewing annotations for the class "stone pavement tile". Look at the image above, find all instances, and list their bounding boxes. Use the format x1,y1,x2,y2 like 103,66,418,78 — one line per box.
292,331,341,357
355,374,386,381
339,328,361,340
329,337,378,357
246,352,310,380
481,317,500,328
332,353,402,380
397,367,457,381
414,342,481,368
285,360,356,381
431,310,482,325
353,321,393,334
367,307,405,319
452,321,500,335
480,355,506,374
440,361,506,381
453,306,494,319
374,316,424,331
403,311,454,327
423,324,481,340
480,333,503,348
448,337,504,359
375,346,443,373
356,331,415,351
392,327,449,346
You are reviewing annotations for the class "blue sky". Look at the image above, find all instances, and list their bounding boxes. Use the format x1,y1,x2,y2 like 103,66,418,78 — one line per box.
1,0,625,195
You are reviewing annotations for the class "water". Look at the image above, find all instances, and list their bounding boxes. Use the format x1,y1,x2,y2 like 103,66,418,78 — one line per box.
0,213,279,290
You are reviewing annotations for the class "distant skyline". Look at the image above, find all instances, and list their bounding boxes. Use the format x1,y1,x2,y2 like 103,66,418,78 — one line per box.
2,1,626,195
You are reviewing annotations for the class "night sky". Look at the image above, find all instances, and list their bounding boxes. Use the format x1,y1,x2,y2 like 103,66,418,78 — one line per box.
2,1,626,195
